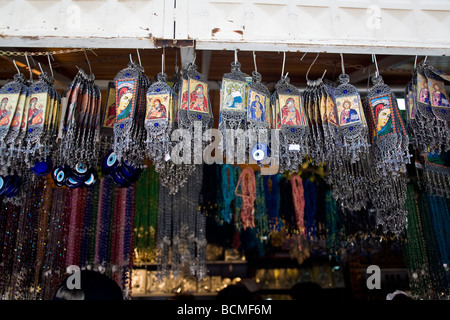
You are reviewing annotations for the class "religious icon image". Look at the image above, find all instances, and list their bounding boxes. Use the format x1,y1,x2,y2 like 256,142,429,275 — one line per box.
103,86,116,128
180,79,188,110
0,96,12,127
417,74,430,104
188,79,209,113
11,98,25,128
428,79,449,107
248,89,266,122
221,79,246,111
279,94,305,126
146,94,169,120
115,80,136,122
336,96,360,125
27,94,45,126
371,96,393,139
326,95,338,126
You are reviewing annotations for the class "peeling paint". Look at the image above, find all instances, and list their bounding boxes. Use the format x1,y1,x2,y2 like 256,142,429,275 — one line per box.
211,28,220,36
233,30,243,35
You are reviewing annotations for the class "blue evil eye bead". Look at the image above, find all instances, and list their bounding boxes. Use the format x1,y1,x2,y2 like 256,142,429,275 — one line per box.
102,151,118,175
196,75,200,80
8,87,12,91
426,107,431,111
286,89,291,93
156,88,161,92
0,176,10,196
251,143,268,162
120,124,124,128
5,176,20,198
290,128,295,132
441,109,446,114
123,159,140,173
75,163,88,175
66,176,82,189
343,90,348,94
349,126,353,131
125,73,130,77
197,115,202,119
110,168,131,188
83,169,98,188
2,176,17,197
31,159,53,176
154,122,159,127
52,166,67,187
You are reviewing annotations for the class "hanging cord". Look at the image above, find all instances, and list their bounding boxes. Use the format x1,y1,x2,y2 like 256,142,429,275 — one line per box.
290,174,305,235
235,167,257,230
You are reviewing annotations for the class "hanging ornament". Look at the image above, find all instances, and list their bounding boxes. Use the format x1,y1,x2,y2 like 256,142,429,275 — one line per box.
23,64,60,178
145,72,174,164
112,55,149,168
218,50,250,162
365,57,411,175
247,52,272,166
98,81,116,162
0,65,31,178
271,53,310,173
55,65,102,189
411,58,450,155
333,54,370,162
302,53,328,165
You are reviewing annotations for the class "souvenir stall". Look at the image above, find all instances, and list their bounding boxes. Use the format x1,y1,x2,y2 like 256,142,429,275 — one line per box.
0,0,449,301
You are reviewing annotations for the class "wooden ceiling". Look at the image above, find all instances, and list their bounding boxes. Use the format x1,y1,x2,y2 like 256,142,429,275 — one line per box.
0,46,448,95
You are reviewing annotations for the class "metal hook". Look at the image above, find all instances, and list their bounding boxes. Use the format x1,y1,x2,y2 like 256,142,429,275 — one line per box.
12,60,20,75
129,53,133,63
371,54,379,77
424,55,428,64
253,51,257,73
24,53,33,82
38,62,44,74
306,52,320,83
162,47,165,74
47,52,54,78
414,55,417,70
234,49,238,64
281,51,286,78
340,53,346,75
136,48,142,66
300,52,308,61
83,48,92,75
306,53,327,86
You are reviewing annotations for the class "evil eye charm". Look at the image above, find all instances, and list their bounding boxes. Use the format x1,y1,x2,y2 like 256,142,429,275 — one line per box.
110,168,131,188
74,163,88,175
102,151,118,175
66,176,82,189
251,143,269,162
0,175,11,196
83,169,98,188
52,166,68,187
31,159,53,176
5,176,20,198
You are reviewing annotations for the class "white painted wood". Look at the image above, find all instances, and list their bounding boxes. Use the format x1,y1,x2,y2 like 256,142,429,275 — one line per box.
0,0,448,55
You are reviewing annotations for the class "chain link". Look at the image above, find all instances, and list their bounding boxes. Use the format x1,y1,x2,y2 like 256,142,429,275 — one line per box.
0,48,96,57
